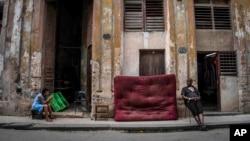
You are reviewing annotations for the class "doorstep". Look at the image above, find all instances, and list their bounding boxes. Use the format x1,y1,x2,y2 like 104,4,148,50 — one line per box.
53,111,90,118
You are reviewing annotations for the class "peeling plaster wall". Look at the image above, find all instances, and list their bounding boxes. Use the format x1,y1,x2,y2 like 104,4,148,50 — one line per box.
91,0,122,117
123,32,167,76
92,0,199,118
220,76,238,112
0,0,44,115
91,0,119,117
122,0,197,117
196,30,234,51
0,0,249,116
231,0,250,113
174,0,197,117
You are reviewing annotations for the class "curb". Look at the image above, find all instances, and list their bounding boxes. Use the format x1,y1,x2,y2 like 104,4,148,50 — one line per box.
1,120,250,132
0,122,230,132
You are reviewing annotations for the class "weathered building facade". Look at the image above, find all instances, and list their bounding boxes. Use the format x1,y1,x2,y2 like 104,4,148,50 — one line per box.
0,0,249,117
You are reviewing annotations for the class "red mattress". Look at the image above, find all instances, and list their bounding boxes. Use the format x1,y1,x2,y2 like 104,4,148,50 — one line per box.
114,74,178,121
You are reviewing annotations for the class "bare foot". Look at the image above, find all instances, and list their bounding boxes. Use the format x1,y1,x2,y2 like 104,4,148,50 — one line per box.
49,115,56,119
45,118,52,122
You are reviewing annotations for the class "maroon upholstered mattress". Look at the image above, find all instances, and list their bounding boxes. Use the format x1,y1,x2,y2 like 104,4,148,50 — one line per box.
114,74,178,121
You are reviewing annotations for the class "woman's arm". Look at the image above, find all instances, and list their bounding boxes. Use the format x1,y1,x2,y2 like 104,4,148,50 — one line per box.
38,95,53,104
181,94,192,101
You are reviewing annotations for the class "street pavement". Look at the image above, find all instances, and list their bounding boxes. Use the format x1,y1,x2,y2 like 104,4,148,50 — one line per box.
0,128,230,141
0,112,250,131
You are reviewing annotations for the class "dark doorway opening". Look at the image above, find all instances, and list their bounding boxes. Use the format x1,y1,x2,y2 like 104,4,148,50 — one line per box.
54,0,83,103
197,52,219,111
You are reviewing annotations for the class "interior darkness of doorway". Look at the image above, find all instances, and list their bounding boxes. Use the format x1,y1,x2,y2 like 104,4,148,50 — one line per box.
197,52,218,111
54,0,83,103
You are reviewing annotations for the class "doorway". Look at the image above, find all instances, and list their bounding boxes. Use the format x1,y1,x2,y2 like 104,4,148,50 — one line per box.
197,52,219,111
54,0,83,103
42,0,93,109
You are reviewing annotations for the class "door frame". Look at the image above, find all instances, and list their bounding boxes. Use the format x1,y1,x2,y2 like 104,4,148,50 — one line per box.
197,51,221,111
41,1,57,92
86,45,92,112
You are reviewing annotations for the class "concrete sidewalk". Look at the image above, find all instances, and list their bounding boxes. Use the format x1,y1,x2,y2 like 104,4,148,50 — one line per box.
0,113,250,131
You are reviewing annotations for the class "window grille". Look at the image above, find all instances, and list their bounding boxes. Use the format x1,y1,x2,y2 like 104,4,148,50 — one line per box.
214,7,231,29
195,6,212,29
219,52,237,76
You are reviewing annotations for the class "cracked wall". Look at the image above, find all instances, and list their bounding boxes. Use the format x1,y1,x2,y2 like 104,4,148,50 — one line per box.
232,0,250,113
0,0,250,116
0,0,44,115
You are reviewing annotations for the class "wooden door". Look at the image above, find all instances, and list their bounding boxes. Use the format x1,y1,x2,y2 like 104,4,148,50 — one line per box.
139,50,165,76
42,3,57,91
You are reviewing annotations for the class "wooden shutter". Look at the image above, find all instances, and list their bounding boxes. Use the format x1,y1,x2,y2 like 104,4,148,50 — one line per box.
145,0,164,32
219,52,237,76
214,7,231,29
124,0,143,31
195,6,213,29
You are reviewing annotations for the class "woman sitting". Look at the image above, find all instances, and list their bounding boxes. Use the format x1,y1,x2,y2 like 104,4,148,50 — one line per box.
31,88,55,122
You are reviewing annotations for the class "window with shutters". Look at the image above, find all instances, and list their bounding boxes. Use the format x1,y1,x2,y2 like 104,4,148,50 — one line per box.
194,0,231,30
219,51,237,76
124,0,164,32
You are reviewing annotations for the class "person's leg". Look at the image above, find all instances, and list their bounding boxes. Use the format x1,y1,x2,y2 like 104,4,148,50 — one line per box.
193,115,201,126
186,102,201,126
43,105,52,122
48,104,56,119
196,101,204,126
196,101,207,130
198,113,204,125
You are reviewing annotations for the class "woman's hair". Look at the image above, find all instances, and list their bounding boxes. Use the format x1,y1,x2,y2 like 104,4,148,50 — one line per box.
42,88,49,95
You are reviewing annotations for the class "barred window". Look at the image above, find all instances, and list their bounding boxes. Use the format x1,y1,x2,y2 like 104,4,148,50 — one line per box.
194,0,231,30
124,0,164,32
219,51,237,76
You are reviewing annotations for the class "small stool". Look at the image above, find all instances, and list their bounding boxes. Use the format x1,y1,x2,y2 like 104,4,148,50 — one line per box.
31,110,44,119
94,104,109,121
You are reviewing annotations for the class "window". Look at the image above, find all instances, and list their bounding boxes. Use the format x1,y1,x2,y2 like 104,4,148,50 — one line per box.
219,51,237,76
139,50,165,76
124,0,164,32
194,0,231,29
